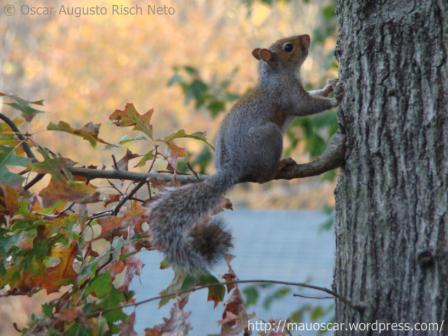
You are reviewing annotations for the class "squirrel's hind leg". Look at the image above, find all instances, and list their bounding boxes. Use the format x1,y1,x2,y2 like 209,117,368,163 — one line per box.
242,122,282,183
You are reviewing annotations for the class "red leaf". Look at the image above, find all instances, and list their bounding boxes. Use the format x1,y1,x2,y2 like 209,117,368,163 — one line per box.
57,308,80,322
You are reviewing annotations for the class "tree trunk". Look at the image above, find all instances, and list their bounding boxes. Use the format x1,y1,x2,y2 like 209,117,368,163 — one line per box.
334,1,448,335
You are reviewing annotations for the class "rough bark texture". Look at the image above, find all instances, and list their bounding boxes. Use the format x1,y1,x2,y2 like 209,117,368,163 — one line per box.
334,1,448,335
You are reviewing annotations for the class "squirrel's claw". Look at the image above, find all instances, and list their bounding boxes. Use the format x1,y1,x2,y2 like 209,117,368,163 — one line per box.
334,80,345,104
322,78,338,96
276,157,297,174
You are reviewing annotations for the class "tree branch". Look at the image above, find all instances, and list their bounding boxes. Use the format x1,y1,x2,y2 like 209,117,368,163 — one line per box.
1,111,345,186
273,132,346,180
68,167,206,183
87,278,360,317
0,113,36,161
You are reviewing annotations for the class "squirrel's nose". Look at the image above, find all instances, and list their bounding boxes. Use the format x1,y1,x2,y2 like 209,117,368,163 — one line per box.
301,34,311,47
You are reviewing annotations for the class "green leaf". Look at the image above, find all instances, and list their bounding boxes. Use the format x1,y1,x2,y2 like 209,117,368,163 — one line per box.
101,289,127,323
196,273,225,307
183,65,199,75
0,145,30,183
86,273,113,298
163,129,213,148
167,73,183,86
206,100,226,117
0,92,45,122
118,134,146,145
67,322,90,336
42,303,53,317
322,4,336,20
159,258,170,269
180,275,195,291
242,286,259,307
134,150,154,168
311,306,326,321
0,145,29,167
263,287,291,310
289,304,312,322
43,256,61,268
104,308,127,324
29,147,71,181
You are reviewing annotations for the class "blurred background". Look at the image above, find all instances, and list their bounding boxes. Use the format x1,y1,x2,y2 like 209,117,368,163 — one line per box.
0,0,339,334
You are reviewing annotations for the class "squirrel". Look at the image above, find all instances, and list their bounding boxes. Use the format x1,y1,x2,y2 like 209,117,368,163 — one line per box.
148,34,344,274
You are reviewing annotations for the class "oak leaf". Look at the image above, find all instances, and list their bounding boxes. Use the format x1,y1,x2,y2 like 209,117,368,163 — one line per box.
109,103,154,139
39,178,100,207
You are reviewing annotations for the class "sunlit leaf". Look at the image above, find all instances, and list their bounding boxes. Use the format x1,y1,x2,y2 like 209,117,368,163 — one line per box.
0,92,45,121
39,177,99,207
47,121,111,147
29,147,72,181
118,134,146,145
134,150,154,168
30,243,78,294
109,103,153,139
163,129,213,148
0,183,20,216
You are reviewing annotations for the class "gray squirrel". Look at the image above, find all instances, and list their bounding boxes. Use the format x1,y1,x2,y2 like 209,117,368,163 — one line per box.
148,34,344,274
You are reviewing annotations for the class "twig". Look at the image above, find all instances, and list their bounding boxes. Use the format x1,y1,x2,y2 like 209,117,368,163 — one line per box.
112,147,159,215
68,167,206,183
23,173,45,190
186,162,200,181
36,202,76,219
0,112,36,160
107,179,124,195
88,278,359,317
112,155,118,170
0,113,47,189
293,293,334,300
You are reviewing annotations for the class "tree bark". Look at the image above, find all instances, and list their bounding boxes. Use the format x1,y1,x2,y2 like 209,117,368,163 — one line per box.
334,1,448,335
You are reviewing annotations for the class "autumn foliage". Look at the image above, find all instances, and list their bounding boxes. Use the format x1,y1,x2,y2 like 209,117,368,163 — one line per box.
0,92,255,335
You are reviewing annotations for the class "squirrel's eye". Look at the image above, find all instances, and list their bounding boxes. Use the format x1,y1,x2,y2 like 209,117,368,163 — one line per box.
283,43,294,52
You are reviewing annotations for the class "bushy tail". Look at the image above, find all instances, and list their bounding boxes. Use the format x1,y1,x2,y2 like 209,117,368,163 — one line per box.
148,171,236,274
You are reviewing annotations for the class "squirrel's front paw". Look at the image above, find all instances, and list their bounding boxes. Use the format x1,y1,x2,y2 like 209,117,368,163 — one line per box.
331,80,345,107
334,81,345,103
323,79,338,96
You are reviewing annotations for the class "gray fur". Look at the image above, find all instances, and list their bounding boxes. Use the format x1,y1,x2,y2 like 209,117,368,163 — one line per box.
148,171,236,274
148,34,343,274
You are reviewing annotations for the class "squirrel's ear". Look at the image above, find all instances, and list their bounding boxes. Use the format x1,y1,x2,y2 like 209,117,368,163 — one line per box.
251,48,261,60
252,48,273,62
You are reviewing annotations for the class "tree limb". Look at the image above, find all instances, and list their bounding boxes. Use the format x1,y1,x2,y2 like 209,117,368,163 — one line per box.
68,167,206,183
1,111,346,185
273,132,345,180
88,278,360,317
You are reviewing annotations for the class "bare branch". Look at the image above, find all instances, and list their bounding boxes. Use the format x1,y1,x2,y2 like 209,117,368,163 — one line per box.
0,113,36,160
87,278,360,317
1,111,345,186
273,132,346,180
68,167,206,183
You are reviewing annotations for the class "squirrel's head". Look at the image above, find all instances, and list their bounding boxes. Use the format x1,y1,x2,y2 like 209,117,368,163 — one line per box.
252,34,310,72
